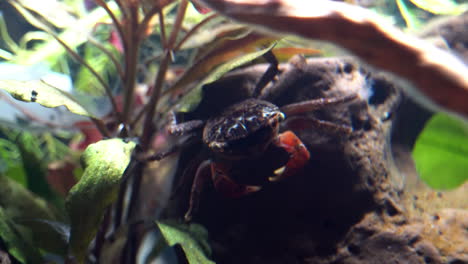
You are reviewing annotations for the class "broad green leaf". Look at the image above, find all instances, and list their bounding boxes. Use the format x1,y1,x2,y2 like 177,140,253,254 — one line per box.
409,0,468,15
1,129,72,206
3,165,27,187
0,138,26,185
176,42,277,113
0,208,42,264
66,139,136,262
74,41,118,96
0,175,55,224
157,221,214,264
0,79,95,118
412,113,468,189
16,219,69,255
0,175,58,261
15,132,57,203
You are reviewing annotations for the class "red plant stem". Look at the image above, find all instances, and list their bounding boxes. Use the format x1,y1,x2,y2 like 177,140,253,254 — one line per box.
140,50,172,148
140,0,189,148
114,0,128,19
49,33,121,124
95,0,128,54
159,10,167,48
122,5,140,125
167,0,189,48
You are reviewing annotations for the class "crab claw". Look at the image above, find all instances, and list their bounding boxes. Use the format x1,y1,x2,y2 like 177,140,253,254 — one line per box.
269,130,310,182
211,162,262,198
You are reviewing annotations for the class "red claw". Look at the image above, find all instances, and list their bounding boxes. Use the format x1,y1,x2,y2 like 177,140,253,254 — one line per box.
271,130,310,181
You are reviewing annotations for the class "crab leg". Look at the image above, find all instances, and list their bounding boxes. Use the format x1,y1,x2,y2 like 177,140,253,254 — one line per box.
252,50,279,98
211,162,262,198
284,116,353,134
185,160,212,222
167,111,205,136
280,94,357,116
270,130,310,182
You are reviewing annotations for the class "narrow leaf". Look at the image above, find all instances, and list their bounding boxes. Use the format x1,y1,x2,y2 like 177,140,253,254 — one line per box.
0,174,55,224
0,175,57,262
176,41,276,113
157,221,215,264
272,47,321,61
168,30,275,98
10,1,120,67
412,113,468,189
0,79,95,118
11,0,78,29
396,0,422,29
16,219,69,255
409,0,467,15
66,139,136,262
0,208,42,264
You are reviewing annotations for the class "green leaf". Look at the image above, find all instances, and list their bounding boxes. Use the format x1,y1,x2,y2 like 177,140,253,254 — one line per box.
16,219,69,255
10,1,120,67
177,41,276,113
14,132,56,202
412,113,468,189
156,221,215,264
0,138,26,185
0,175,58,262
10,0,78,29
0,208,43,264
165,30,275,109
0,79,96,118
74,41,118,96
396,0,422,30
0,175,55,224
66,139,136,262
408,0,468,15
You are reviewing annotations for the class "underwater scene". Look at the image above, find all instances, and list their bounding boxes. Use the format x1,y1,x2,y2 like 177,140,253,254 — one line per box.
0,0,467,263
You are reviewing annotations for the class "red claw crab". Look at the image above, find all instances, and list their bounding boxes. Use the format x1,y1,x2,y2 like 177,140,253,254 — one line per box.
165,57,357,221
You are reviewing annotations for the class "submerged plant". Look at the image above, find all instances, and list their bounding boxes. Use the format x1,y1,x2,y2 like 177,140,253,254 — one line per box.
0,0,466,263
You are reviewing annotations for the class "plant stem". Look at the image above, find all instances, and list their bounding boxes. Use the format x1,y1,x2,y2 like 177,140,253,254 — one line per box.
114,0,128,19
140,0,188,148
167,0,189,48
140,50,171,148
95,0,128,54
90,118,112,138
122,5,140,126
50,33,121,121
158,10,167,48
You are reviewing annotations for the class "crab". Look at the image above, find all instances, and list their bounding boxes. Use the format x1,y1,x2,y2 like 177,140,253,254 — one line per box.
164,56,358,221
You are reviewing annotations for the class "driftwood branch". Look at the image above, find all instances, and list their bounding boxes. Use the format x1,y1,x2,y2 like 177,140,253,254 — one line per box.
197,0,468,117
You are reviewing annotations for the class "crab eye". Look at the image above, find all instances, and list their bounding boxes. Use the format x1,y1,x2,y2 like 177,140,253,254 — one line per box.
278,112,286,122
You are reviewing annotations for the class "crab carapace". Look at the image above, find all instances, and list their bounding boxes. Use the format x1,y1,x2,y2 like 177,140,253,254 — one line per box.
164,55,358,221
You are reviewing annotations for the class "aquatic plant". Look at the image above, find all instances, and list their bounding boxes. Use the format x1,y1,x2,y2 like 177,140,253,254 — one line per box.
0,0,466,263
